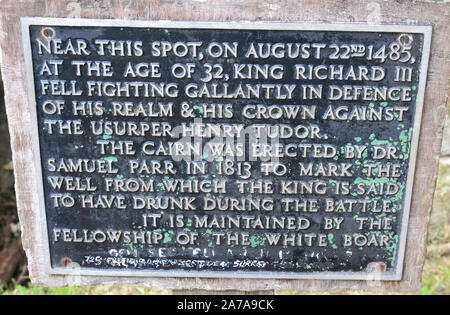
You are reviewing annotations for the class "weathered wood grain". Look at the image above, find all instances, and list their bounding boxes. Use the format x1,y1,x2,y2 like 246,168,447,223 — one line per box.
0,0,448,292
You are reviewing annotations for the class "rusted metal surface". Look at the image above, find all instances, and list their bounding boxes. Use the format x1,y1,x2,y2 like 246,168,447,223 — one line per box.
0,0,448,292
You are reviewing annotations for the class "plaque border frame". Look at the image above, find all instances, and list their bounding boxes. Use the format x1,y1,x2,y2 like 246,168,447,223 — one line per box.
21,17,432,281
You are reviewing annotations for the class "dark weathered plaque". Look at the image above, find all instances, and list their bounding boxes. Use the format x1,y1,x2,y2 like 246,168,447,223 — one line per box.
22,18,431,280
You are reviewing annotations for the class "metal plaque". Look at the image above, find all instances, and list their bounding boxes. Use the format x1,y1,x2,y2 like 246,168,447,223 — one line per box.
21,18,431,280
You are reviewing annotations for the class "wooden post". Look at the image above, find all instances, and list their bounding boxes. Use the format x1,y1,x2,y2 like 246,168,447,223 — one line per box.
0,0,448,293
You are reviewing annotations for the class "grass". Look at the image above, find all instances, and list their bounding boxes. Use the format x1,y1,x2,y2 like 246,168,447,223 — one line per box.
1,282,89,295
1,163,449,295
0,281,171,295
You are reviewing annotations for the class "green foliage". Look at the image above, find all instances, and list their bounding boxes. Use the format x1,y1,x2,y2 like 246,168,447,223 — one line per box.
1,283,172,295
0,281,90,295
